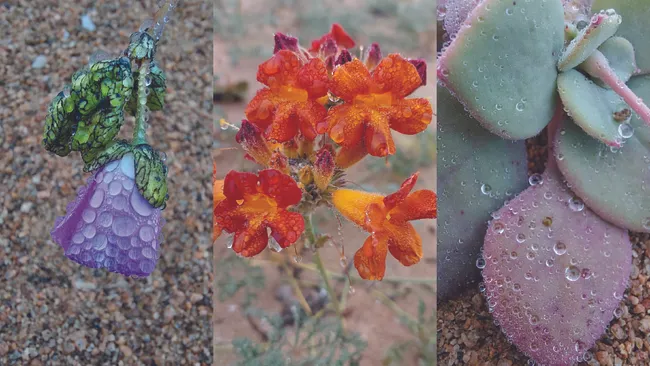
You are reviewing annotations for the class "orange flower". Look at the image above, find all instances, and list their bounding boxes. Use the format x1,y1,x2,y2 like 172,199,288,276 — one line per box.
213,179,225,241
309,23,356,53
332,172,436,280
326,54,433,161
245,50,329,143
214,169,305,257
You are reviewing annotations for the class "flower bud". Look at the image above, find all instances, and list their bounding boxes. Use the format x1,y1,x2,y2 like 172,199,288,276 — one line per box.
407,58,427,86
298,165,314,186
283,140,299,159
313,147,335,191
273,32,299,54
268,150,290,174
235,120,272,166
366,43,382,69
335,49,352,66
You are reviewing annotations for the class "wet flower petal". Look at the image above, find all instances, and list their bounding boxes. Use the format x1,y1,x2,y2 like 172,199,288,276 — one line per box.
386,221,423,266
335,142,368,168
372,54,422,98
51,154,164,277
354,232,389,280
257,50,301,89
267,210,305,247
213,179,225,240
330,59,371,102
388,98,433,135
223,170,259,200
384,172,418,210
297,58,329,98
258,169,303,207
232,224,268,257
332,188,383,228
245,88,277,128
327,104,365,147
364,111,396,157
390,190,437,222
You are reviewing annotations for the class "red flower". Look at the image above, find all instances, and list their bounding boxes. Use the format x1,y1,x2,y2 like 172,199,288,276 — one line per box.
245,50,329,142
309,23,356,53
214,169,305,257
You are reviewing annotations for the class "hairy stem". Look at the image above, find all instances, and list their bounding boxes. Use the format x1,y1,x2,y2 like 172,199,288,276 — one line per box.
133,60,150,145
582,51,650,126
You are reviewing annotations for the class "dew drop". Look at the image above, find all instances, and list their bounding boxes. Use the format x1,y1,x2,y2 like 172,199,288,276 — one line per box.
565,265,580,281
528,173,543,186
568,197,584,212
476,257,486,269
554,241,567,255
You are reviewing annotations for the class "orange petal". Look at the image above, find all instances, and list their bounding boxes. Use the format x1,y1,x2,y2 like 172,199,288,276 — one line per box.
297,58,329,98
353,232,389,280
268,210,305,247
364,111,396,157
390,190,437,222
386,222,423,266
258,169,303,208
245,88,277,128
257,50,301,89
296,100,327,139
213,179,225,240
332,188,383,228
265,102,299,142
223,170,259,200
232,224,269,257
330,59,371,102
384,172,418,210
326,104,366,147
388,98,433,135
214,199,246,233
335,143,368,168
371,54,422,98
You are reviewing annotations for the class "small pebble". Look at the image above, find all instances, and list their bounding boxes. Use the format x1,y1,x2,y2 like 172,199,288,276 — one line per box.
31,55,47,69
81,14,96,31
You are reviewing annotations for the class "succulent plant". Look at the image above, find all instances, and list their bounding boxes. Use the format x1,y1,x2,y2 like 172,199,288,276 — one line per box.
438,0,648,363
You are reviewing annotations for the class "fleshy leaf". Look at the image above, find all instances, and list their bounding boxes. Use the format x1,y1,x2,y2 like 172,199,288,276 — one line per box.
132,144,169,209
437,85,529,301
555,76,650,232
557,69,628,146
593,36,636,88
83,140,132,172
126,31,156,61
126,61,166,115
592,0,650,73
557,11,621,71
482,165,632,366
438,0,564,139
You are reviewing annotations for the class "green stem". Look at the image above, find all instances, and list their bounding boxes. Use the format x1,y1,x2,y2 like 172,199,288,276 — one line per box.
133,60,150,145
305,214,345,330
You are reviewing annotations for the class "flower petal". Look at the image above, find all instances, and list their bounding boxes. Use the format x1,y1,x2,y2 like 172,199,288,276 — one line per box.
327,104,366,147
223,170,259,200
390,190,437,222
213,179,225,240
330,23,356,49
386,221,423,266
383,172,418,210
335,143,368,168
245,88,277,128
372,54,422,98
296,100,327,139
388,98,433,135
213,199,246,233
257,50,301,89
232,224,269,257
332,188,383,228
265,102,299,142
354,233,389,280
330,59,371,102
268,210,305,247
364,111,396,157
298,58,329,98
258,169,303,208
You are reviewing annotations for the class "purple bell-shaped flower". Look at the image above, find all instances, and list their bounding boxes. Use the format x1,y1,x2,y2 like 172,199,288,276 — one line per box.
51,154,164,277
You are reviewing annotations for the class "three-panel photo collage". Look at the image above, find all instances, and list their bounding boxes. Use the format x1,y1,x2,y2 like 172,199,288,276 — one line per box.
4,0,649,364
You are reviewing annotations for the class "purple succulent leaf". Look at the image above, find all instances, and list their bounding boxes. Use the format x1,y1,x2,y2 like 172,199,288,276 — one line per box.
482,164,632,366
51,154,164,277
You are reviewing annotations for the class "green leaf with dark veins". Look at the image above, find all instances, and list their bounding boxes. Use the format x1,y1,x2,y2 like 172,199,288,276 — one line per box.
133,144,169,209
83,140,133,172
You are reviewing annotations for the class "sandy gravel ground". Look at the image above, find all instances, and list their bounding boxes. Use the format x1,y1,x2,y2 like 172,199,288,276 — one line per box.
0,1,213,365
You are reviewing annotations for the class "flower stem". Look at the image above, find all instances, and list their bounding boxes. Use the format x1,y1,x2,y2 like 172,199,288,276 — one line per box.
133,60,150,146
304,214,345,330
581,51,650,126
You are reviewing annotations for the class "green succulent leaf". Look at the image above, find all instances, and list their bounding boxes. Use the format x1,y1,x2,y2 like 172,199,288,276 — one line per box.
438,0,565,139
133,144,169,209
126,61,166,115
592,0,650,73
43,57,133,158
83,140,133,172
557,12,621,71
593,36,636,88
555,75,650,232
126,31,156,61
557,69,628,146
437,85,529,301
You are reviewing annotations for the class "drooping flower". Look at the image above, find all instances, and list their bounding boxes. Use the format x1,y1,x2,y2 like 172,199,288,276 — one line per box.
326,54,433,160
332,172,436,280
214,169,305,256
50,154,164,277
309,23,356,53
245,50,330,142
